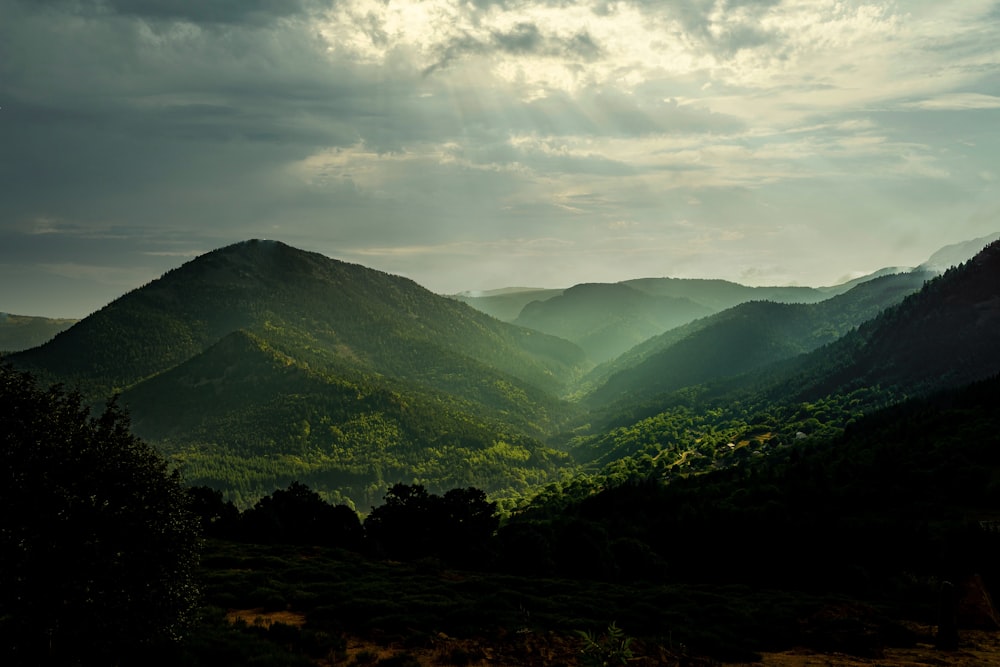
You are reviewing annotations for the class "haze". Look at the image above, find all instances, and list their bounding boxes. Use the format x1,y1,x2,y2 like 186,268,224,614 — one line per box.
2,0,999,318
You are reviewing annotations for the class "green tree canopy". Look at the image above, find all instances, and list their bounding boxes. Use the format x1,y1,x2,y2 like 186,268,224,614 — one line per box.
0,366,200,665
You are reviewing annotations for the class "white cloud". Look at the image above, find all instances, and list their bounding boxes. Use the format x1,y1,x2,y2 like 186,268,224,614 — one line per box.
905,93,1000,110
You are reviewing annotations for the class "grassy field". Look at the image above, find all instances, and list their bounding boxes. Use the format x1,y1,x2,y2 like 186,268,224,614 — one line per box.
177,540,966,666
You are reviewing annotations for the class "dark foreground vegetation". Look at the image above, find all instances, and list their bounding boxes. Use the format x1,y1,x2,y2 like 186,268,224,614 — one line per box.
6,364,1000,665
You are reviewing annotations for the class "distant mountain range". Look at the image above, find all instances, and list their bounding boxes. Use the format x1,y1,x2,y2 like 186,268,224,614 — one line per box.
6,233,999,510
582,269,936,406
0,313,77,353
451,234,999,365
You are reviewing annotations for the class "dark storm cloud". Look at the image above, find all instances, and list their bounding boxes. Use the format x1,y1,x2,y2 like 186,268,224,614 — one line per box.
26,0,317,25
619,0,782,55
0,0,418,232
425,22,604,74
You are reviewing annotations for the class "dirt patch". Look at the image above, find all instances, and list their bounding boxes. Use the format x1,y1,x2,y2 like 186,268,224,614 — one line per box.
226,608,307,628
747,629,1000,666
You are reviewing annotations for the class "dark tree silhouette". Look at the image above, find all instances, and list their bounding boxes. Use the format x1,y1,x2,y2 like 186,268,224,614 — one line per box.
364,483,498,565
240,481,363,549
186,485,241,538
0,366,200,665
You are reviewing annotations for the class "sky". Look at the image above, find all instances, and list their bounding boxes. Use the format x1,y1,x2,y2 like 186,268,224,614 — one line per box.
2,0,999,318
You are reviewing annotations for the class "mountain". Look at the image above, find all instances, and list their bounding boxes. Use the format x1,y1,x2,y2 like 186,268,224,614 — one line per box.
918,231,1000,273
9,240,588,506
0,313,77,353
815,266,913,294
121,329,571,508
780,238,1000,401
581,269,934,406
569,240,1000,470
450,287,564,322
506,277,859,365
12,240,586,399
620,277,830,309
513,283,714,363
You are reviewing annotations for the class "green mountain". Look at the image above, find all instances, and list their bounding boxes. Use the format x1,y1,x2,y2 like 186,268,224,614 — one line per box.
122,329,570,508
778,239,1000,402
9,240,587,507
505,276,867,366
0,313,77,353
582,270,934,406
566,241,1000,472
513,282,714,363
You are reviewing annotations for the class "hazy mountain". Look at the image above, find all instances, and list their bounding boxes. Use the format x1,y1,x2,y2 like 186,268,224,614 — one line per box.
918,231,1000,273
816,266,914,294
505,277,857,365
450,287,564,322
513,282,714,363
621,277,829,309
582,270,934,406
0,313,77,353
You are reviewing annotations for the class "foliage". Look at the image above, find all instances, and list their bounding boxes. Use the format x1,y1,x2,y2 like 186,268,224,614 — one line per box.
364,484,499,565
576,622,634,666
514,374,1000,593
240,481,364,550
0,365,201,665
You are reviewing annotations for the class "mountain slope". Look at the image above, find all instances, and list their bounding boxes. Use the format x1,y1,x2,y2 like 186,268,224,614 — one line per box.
582,270,933,406
513,282,714,363
11,240,587,402
780,239,1000,401
569,241,1000,471
122,330,570,508
8,240,589,506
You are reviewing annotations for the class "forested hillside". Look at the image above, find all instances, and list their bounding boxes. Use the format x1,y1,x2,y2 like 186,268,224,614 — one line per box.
582,269,934,405
8,240,588,507
563,243,1000,477
123,330,571,508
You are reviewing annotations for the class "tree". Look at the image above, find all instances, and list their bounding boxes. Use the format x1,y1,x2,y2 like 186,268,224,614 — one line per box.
0,366,201,665
240,481,363,549
364,483,498,565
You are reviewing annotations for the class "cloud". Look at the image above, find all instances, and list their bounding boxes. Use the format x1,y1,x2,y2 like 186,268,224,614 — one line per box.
904,93,1000,110
28,0,318,25
1,0,999,310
